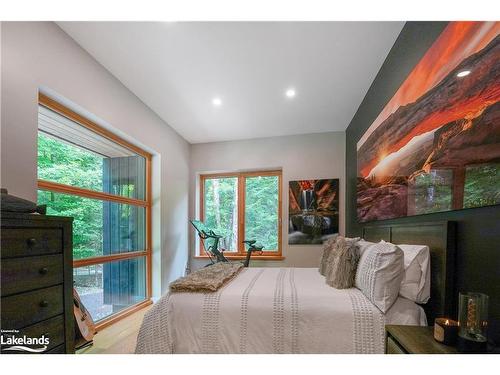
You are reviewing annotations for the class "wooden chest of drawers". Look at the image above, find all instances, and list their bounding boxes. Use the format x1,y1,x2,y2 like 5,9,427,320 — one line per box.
1,212,74,354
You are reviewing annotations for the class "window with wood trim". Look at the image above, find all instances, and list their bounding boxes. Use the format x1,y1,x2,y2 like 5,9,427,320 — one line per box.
199,171,282,259
37,94,152,329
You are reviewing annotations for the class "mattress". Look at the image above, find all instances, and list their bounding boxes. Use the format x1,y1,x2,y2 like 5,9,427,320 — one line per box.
135,267,426,354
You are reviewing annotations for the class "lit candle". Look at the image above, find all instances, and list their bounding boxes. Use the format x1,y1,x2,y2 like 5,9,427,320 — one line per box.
434,318,459,346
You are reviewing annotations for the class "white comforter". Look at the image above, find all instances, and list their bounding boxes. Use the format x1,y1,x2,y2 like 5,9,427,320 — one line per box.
135,267,426,354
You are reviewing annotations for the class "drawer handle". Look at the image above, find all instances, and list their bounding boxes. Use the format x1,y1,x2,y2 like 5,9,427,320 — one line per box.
39,300,49,308
27,238,37,247
39,267,49,275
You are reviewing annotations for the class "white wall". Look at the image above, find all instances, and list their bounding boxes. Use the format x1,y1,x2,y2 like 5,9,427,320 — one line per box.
189,132,345,270
0,22,190,298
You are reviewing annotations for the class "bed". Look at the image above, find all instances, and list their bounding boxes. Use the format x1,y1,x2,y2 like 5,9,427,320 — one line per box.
135,221,456,354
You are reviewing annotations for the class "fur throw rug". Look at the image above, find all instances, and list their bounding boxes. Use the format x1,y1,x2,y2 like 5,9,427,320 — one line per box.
170,262,243,293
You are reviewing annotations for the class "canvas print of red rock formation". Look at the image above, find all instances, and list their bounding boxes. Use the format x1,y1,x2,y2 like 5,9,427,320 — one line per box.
357,21,500,223
289,179,339,244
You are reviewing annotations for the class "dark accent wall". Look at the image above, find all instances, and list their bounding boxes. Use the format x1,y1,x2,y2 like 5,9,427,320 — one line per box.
346,22,500,343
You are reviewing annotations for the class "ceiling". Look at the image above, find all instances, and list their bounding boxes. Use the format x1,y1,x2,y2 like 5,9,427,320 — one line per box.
58,22,404,144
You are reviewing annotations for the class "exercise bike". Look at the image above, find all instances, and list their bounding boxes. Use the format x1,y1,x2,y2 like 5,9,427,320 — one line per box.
190,220,263,267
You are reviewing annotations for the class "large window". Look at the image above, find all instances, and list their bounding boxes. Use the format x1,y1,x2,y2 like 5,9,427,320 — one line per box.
199,171,282,258
37,94,151,329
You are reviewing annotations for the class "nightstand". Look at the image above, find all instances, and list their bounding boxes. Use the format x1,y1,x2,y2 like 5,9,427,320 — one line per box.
385,325,458,354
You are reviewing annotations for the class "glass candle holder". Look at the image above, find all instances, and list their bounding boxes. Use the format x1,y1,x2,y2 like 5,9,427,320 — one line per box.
457,292,488,353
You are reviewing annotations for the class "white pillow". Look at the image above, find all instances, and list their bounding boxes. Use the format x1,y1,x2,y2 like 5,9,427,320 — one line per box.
397,244,431,304
355,240,404,313
357,239,375,257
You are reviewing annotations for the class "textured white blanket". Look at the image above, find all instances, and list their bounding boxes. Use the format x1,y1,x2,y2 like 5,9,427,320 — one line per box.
135,267,424,354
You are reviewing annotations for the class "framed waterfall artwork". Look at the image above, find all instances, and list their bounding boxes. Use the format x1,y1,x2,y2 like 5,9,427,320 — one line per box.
357,21,500,223
288,179,339,244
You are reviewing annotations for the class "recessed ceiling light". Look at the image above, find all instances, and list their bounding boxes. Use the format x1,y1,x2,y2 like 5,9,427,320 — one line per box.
285,88,296,98
457,70,471,78
212,97,222,107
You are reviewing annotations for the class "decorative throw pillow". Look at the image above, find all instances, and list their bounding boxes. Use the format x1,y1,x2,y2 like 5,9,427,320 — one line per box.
357,239,375,257
355,240,404,313
325,236,360,289
319,234,338,275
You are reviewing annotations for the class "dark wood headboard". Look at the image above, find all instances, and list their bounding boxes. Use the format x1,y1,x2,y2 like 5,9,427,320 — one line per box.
362,221,457,324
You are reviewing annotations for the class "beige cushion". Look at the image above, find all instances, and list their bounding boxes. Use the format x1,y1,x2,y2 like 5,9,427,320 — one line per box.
325,236,360,289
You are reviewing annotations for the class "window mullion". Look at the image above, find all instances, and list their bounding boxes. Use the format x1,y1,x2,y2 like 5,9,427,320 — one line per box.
238,174,246,255
73,250,148,268
38,180,148,207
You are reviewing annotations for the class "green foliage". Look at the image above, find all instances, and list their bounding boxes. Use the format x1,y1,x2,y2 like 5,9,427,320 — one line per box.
245,176,278,250
204,177,238,250
37,133,104,259
464,163,500,208
413,171,452,214
412,164,499,214
38,133,103,191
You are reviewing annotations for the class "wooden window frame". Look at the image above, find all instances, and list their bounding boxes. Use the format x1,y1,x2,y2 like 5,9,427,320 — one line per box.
196,170,283,260
37,93,152,331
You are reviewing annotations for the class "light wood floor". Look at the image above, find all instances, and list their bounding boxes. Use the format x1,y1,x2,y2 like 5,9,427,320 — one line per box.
77,305,151,354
